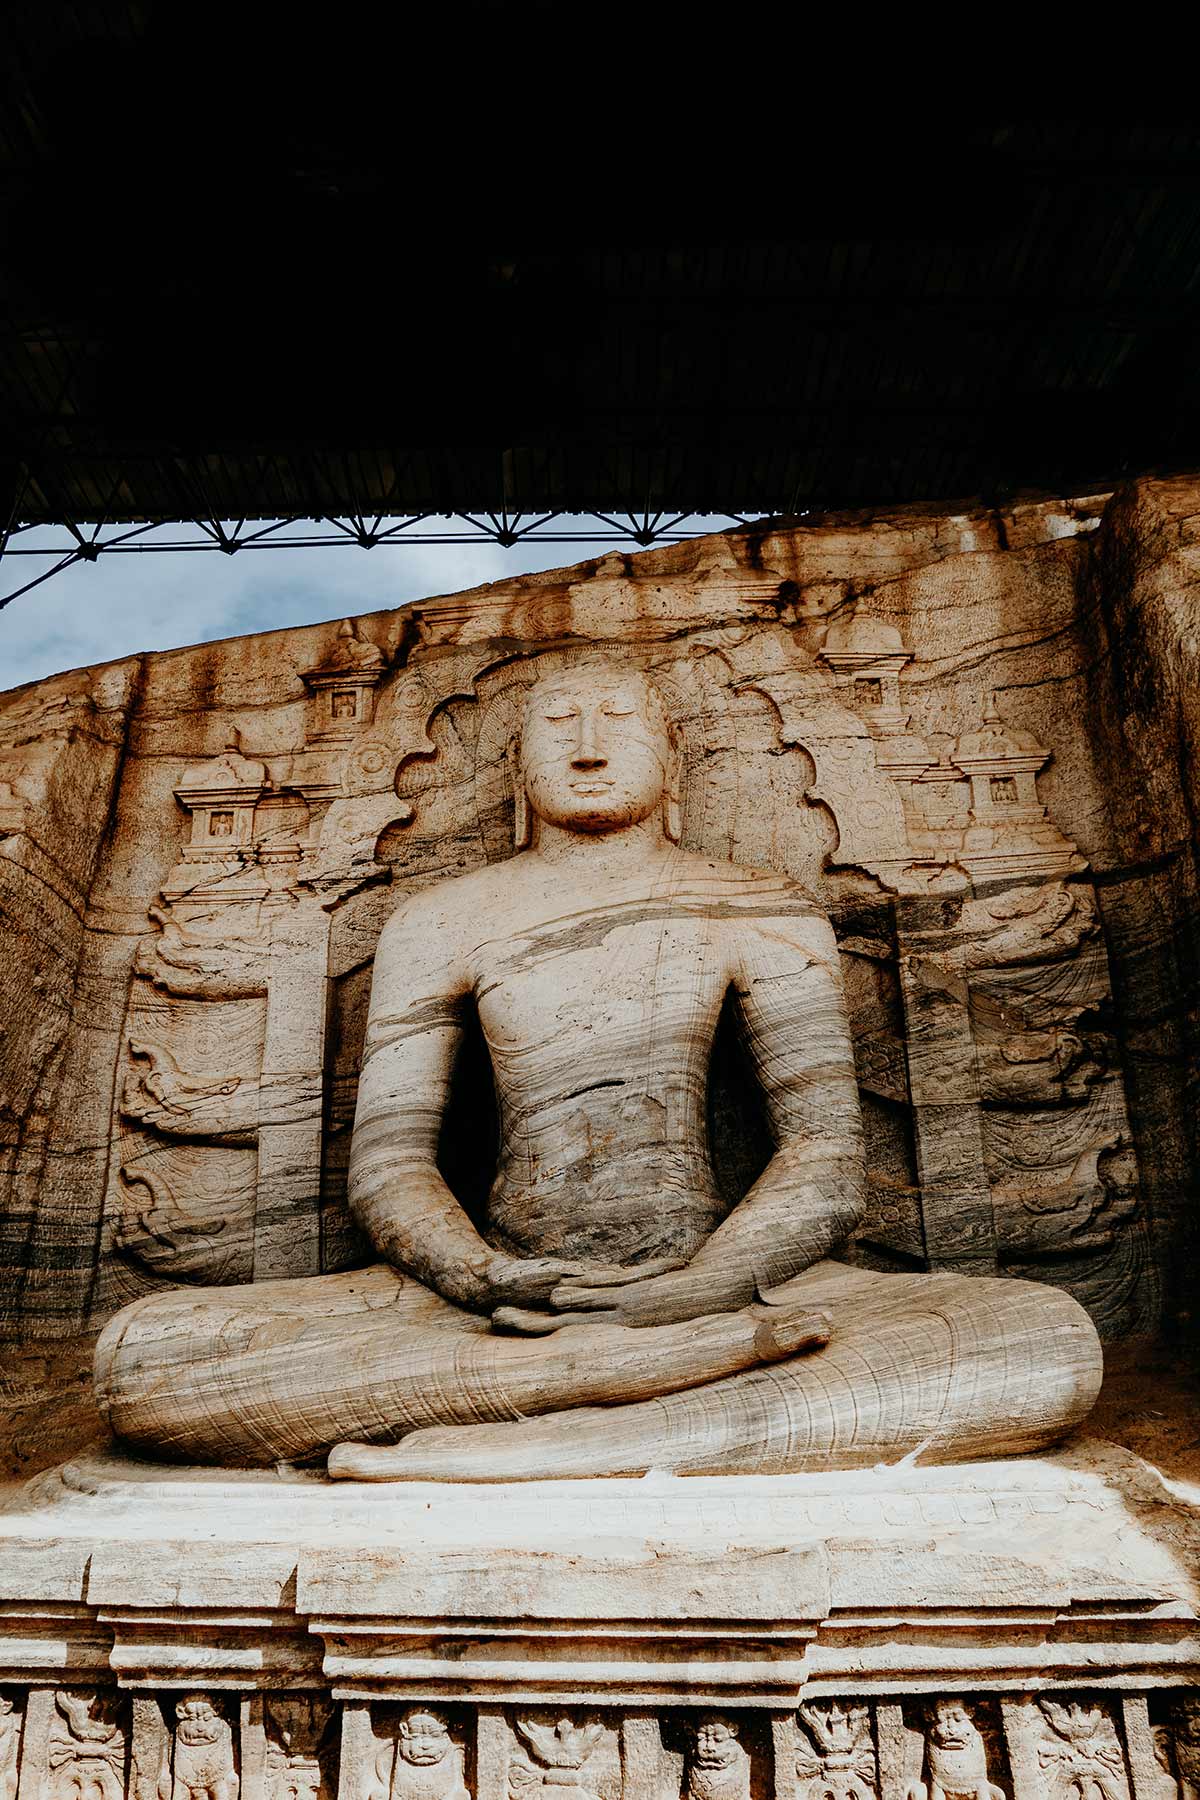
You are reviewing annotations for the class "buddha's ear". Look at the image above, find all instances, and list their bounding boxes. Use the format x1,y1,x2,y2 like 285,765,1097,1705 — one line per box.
509,735,532,850
662,722,684,845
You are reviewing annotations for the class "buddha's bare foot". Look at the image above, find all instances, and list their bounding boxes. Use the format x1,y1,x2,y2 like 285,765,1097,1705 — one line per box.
326,1302,830,1481
328,1441,429,1479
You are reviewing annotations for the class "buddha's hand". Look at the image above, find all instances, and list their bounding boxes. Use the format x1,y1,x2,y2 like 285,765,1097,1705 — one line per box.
482,1253,646,1310
494,1263,738,1331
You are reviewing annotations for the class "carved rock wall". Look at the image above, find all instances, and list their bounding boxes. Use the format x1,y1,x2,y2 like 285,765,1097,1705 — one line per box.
4,479,1200,1469
0,1686,1197,1800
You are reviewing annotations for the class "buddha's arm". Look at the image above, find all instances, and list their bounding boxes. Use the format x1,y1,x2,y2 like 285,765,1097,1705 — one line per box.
348,898,502,1310
685,903,867,1300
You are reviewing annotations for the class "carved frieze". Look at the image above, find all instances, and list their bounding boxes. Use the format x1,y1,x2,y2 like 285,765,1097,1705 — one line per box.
0,1685,1186,1800
47,1692,128,1800
1035,1700,1129,1800
509,1718,611,1800
170,1696,238,1800
371,1711,467,1800
795,1702,877,1800
265,1699,337,1800
908,1701,1005,1800
683,1719,749,1800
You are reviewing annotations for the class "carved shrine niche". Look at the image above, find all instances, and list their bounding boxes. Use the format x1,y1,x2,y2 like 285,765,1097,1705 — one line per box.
99,601,1150,1339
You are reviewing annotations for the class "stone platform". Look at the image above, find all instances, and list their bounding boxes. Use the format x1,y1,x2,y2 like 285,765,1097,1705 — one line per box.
0,1440,1197,1800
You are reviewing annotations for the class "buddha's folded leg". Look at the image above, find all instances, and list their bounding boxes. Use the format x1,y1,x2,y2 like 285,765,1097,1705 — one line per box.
358,1262,1105,1481
93,1263,829,1467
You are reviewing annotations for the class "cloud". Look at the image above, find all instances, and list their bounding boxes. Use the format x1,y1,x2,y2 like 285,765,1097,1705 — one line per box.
2,520,744,692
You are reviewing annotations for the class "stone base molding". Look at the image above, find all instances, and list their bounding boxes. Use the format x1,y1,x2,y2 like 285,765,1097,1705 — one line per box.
1,1443,1197,1800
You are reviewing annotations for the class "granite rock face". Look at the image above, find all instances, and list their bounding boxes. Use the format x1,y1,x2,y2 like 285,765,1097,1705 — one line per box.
2,479,1199,1469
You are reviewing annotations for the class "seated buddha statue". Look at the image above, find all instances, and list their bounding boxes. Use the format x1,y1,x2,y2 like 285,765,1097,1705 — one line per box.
94,662,1103,1479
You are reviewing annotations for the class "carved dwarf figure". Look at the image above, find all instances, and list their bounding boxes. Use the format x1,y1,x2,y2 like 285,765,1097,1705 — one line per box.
0,1695,21,1800
95,662,1103,1478
373,1710,468,1800
48,1693,126,1800
685,1718,750,1800
172,1697,238,1800
796,1702,876,1800
1037,1701,1128,1800
907,1702,1004,1800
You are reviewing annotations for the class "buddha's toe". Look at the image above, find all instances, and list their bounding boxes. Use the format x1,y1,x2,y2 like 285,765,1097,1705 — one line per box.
327,1439,416,1480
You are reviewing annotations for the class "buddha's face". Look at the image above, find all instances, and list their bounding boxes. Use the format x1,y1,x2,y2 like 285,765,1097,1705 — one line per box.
398,1713,451,1766
519,667,674,837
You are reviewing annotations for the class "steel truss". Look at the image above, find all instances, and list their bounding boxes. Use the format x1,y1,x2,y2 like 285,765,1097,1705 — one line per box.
0,511,769,612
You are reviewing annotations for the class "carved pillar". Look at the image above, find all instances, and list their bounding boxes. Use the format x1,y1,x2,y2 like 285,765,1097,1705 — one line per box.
14,1690,54,1800
1121,1698,1163,1800
618,1717,661,1800
474,1712,508,1800
129,1697,169,1800
255,904,332,1281
894,892,997,1273
770,1716,798,1800
238,1697,267,1800
335,1706,375,1800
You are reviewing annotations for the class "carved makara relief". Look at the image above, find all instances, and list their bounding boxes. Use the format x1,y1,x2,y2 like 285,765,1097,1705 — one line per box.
369,1709,467,1800
48,1692,127,1800
795,1703,877,1800
907,1701,1004,1800
510,1719,607,1800
1036,1701,1128,1800
171,1696,238,1800
684,1719,750,1800
264,1698,336,1800
0,1694,21,1800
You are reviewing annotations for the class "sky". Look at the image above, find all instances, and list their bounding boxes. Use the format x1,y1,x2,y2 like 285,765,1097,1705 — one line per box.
0,519,743,692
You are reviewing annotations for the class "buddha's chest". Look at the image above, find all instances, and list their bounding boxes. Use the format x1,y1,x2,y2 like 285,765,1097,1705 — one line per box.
469,911,730,1060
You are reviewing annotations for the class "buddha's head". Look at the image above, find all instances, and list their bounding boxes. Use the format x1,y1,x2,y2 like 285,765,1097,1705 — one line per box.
514,662,682,849
397,1710,453,1767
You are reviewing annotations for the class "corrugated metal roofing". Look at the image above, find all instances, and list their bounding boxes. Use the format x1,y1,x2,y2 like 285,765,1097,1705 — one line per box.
2,10,1200,528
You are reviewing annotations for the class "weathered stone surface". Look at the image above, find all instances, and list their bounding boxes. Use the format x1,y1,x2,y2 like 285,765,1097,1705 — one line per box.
3,486,1199,1470
2,481,1200,1800
87,659,1099,1477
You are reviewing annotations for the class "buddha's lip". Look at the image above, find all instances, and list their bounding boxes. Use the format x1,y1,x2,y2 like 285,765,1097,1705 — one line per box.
570,779,614,792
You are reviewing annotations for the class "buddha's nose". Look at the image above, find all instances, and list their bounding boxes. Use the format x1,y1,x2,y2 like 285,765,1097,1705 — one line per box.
570,714,607,768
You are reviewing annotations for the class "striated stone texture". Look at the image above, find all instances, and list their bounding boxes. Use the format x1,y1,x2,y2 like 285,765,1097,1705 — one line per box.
3,479,1200,1471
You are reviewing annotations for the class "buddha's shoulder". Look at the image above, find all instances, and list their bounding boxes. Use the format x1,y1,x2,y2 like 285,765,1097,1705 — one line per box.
377,863,513,942
674,853,832,923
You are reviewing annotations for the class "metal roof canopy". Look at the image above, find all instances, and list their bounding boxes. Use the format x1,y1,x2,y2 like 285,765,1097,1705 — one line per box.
3,7,1200,604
